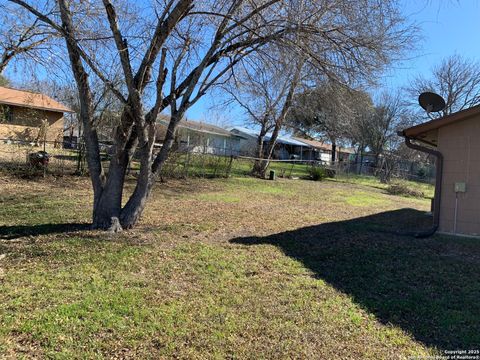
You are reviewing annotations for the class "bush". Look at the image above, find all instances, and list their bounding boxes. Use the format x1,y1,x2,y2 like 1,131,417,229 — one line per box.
416,166,427,178
309,166,328,181
386,182,425,198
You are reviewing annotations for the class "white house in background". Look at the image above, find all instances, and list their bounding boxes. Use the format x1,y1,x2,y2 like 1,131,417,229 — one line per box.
156,117,242,156
229,126,312,160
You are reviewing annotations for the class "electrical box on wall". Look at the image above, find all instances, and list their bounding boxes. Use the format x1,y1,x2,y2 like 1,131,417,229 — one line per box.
455,182,466,193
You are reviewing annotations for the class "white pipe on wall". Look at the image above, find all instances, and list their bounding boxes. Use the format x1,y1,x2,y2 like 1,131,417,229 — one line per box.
454,193,458,235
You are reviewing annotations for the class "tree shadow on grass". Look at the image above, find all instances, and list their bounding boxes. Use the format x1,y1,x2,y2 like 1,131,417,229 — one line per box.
0,223,90,240
230,208,480,350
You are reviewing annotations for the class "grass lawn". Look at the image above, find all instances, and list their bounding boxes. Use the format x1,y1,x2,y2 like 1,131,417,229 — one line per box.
0,174,478,359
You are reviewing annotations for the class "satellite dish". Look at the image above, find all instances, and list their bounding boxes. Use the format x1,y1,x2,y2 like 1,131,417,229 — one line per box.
418,92,446,113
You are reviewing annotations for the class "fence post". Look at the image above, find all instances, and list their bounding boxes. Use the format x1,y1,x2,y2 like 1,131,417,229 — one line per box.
288,162,295,178
183,151,191,178
213,155,220,178
76,138,87,175
226,155,234,178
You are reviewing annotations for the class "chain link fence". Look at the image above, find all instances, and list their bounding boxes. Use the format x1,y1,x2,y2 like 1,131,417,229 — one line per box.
0,137,435,184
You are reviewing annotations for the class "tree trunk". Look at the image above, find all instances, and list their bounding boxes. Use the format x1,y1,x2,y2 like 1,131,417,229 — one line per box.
92,158,128,230
120,177,153,229
373,152,382,177
260,124,282,177
256,59,304,178
252,125,268,177
91,111,138,230
92,187,123,230
120,139,155,228
57,0,107,226
374,153,381,168
331,142,336,163
358,146,364,175
120,114,180,229
255,158,270,178
0,51,14,75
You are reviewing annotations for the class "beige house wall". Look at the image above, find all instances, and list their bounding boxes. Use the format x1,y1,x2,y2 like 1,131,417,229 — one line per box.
0,106,64,142
437,114,480,236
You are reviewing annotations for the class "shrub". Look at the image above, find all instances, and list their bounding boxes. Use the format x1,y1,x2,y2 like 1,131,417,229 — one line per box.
416,166,427,178
386,182,425,198
309,166,328,181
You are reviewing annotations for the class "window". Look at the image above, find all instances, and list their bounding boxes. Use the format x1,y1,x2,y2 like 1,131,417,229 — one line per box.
0,104,12,123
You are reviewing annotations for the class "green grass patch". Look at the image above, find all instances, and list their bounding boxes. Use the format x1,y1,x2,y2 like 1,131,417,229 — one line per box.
344,191,390,207
224,177,296,195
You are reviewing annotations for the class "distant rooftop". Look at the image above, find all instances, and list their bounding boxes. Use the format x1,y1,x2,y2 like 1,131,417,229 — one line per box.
294,137,355,154
293,137,333,151
0,86,73,113
230,126,355,152
230,126,307,146
158,116,235,137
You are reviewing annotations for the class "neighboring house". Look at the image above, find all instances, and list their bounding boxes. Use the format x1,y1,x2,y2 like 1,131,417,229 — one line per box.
229,127,258,155
156,117,241,156
229,126,311,160
0,86,73,143
292,137,331,162
400,105,480,236
293,137,355,163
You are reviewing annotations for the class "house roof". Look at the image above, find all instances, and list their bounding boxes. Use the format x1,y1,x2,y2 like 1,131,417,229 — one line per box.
0,86,73,113
293,137,332,151
229,126,308,147
158,117,235,137
230,127,356,152
293,137,355,154
400,104,480,146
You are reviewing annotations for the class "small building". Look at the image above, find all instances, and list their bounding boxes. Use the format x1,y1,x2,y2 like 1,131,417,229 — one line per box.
293,137,355,163
400,105,480,236
229,126,311,160
156,117,241,156
0,86,73,143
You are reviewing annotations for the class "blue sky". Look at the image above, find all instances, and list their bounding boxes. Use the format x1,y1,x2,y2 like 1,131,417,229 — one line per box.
188,1,480,126
380,0,480,90
5,1,479,129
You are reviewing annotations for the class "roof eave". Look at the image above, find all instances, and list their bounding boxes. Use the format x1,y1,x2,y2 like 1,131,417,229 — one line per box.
398,130,438,148
402,105,480,138
157,119,234,137
0,100,74,114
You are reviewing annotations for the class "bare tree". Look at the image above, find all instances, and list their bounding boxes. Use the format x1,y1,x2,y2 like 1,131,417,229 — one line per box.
367,93,406,167
0,2,55,74
408,54,480,118
222,49,305,176
258,57,305,176
10,0,415,230
353,92,413,182
222,58,281,158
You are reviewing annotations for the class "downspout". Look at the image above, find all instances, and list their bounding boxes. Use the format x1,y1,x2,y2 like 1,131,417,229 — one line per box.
399,132,443,238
